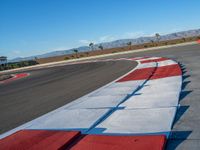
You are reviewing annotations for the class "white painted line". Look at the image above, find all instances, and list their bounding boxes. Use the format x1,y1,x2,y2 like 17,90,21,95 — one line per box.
136,57,161,61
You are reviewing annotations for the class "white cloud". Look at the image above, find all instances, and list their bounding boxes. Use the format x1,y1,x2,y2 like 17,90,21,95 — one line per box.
52,46,70,51
8,50,25,58
79,35,116,46
160,28,185,35
79,40,95,45
99,35,116,42
12,50,21,54
122,31,154,38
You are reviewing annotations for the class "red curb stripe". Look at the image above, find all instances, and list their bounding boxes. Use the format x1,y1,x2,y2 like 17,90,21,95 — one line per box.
0,130,80,150
117,64,181,82
70,134,166,150
150,64,182,80
140,57,169,64
1,73,29,83
0,130,166,150
117,67,155,82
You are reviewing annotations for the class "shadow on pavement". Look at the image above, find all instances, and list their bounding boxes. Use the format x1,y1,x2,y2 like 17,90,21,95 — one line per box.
167,63,192,149
181,81,190,90
179,90,192,101
166,131,192,150
172,106,189,125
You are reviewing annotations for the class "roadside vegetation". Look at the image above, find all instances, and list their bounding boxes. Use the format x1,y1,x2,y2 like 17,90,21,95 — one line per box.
0,60,38,71
37,35,200,64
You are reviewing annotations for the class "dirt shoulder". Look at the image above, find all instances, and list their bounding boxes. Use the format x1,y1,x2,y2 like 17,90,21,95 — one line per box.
37,36,200,64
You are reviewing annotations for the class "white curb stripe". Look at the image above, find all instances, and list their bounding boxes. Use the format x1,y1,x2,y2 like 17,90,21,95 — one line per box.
26,109,110,132
136,57,161,61
120,76,181,109
88,107,176,137
87,57,182,137
157,60,177,67
68,95,126,109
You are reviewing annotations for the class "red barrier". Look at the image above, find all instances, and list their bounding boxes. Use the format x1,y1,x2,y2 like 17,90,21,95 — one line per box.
0,130,80,150
71,134,166,150
197,40,200,44
117,67,155,82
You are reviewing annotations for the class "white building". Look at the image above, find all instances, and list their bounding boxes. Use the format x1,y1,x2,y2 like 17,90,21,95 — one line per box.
0,56,7,65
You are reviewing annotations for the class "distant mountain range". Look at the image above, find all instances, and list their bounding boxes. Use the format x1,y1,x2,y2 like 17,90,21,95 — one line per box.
10,28,200,62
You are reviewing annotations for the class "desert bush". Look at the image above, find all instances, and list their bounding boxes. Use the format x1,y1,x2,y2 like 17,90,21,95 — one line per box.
64,57,70,60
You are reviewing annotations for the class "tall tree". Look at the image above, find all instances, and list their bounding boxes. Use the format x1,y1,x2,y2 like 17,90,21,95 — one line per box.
85,52,89,57
155,33,161,42
182,37,186,42
73,49,78,58
89,42,94,51
127,41,132,50
98,45,104,50
150,40,154,46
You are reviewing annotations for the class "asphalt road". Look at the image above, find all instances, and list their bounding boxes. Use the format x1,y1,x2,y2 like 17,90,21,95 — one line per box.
0,60,137,134
1,43,200,149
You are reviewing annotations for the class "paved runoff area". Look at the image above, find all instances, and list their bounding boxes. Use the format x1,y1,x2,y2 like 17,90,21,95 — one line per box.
0,42,200,149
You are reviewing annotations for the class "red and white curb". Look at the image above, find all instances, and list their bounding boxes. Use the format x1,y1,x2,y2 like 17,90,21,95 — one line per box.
0,57,182,150
0,73,29,84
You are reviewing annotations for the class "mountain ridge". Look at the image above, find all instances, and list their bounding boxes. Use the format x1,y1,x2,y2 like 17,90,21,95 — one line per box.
10,28,200,62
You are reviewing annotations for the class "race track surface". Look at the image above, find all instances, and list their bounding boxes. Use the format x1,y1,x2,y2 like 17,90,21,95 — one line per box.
1,43,200,149
0,60,137,134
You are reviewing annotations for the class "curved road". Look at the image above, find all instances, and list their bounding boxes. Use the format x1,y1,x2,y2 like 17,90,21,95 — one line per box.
0,60,137,134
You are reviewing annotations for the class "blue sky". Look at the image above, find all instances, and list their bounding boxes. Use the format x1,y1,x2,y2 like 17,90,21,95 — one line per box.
1,0,200,59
